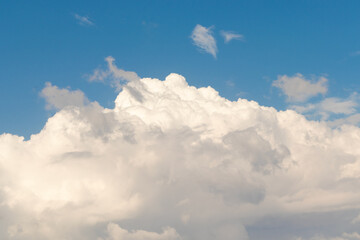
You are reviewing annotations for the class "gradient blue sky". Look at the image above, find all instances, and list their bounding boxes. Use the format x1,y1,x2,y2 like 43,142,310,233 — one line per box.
1,0,360,137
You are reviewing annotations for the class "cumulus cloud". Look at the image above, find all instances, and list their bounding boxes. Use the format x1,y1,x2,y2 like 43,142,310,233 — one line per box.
2,73,360,239
88,56,140,91
191,24,217,58
273,73,328,102
40,82,89,110
220,30,244,43
74,14,94,26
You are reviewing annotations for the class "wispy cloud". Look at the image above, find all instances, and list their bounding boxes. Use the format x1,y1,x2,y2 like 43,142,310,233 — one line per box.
350,51,360,56
220,30,244,43
291,95,358,120
74,13,94,26
88,56,140,91
191,24,217,58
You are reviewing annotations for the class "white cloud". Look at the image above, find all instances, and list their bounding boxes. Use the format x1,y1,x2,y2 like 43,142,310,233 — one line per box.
273,73,328,102
191,24,217,58
88,56,140,91
274,74,360,125
40,82,89,110
74,14,94,26
319,97,357,115
220,30,244,43
2,73,360,239
328,113,360,127
291,93,359,122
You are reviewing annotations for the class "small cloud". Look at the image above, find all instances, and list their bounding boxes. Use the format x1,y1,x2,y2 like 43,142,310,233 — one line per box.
318,97,357,115
74,14,94,26
88,68,108,82
291,92,360,124
87,56,140,92
220,30,244,43
272,73,328,102
291,97,358,120
40,82,89,110
191,24,217,58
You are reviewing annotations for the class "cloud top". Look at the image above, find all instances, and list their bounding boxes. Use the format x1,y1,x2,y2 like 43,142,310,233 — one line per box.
191,24,217,58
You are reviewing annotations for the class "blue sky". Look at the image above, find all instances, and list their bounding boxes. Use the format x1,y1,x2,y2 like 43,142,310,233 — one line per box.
3,1,360,239
1,0,360,137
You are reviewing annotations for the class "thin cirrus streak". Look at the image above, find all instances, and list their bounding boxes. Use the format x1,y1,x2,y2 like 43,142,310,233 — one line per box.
220,30,244,43
1,58,360,239
74,13,94,26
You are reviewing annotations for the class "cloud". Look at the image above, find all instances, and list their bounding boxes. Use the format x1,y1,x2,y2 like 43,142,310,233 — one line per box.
327,113,360,127
220,30,244,43
40,82,89,110
290,92,360,123
191,24,217,58
273,74,360,125
88,56,140,91
100,223,181,240
74,14,94,26
2,73,360,239
273,73,328,102
291,96,358,120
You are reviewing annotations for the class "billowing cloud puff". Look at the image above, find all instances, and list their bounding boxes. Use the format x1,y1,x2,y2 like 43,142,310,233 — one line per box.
1,72,360,239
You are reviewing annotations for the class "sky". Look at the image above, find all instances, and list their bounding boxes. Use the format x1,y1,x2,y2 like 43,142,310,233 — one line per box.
1,1,360,239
